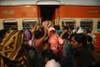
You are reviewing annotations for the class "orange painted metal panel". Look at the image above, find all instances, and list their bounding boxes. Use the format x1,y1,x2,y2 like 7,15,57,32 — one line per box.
55,5,100,18
0,6,39,19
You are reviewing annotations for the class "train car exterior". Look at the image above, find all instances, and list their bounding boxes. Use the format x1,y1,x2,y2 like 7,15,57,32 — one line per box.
0,0,100,51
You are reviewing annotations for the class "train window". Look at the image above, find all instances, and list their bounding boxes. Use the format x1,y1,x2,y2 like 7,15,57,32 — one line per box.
80,20,93,31
61,19,75,29
23,19,36,29
97,21,100,32
3,20,18,30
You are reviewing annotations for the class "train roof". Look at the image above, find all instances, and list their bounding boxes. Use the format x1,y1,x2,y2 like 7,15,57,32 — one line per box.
0,0,100,6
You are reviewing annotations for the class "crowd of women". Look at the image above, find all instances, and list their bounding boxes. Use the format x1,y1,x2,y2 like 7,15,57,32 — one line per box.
0,20,97,67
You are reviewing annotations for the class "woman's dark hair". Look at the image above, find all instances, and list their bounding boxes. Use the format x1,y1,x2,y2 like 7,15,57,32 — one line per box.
62,32,69,39
75,34,85,43
54,25,60,30
34,29,44,39
42,48,59,61
70,33,86,44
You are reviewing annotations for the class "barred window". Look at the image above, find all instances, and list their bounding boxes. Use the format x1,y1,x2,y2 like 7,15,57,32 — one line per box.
80,20,93,31
61,19,75,29
23,19,36,30
3,20,17,30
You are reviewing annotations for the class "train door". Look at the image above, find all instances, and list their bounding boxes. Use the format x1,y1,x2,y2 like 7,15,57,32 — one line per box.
3,20,18,30
40,5,59,22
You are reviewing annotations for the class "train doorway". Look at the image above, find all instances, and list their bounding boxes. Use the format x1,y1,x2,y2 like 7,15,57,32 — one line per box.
40,5,59,22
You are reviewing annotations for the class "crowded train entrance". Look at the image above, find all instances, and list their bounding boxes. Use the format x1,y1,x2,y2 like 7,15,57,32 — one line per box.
0,1,100,66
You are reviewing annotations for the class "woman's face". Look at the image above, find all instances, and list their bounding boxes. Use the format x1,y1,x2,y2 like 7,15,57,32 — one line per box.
83,29,88,35
71,36,79,48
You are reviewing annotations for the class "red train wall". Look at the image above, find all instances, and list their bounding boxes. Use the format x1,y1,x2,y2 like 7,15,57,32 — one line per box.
0,6,39,19
55,5,100,18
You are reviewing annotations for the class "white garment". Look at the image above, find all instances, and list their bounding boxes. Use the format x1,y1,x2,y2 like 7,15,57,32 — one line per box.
77,27,83,34
72,27,83,34
48,27,56,31
45,59,61,67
